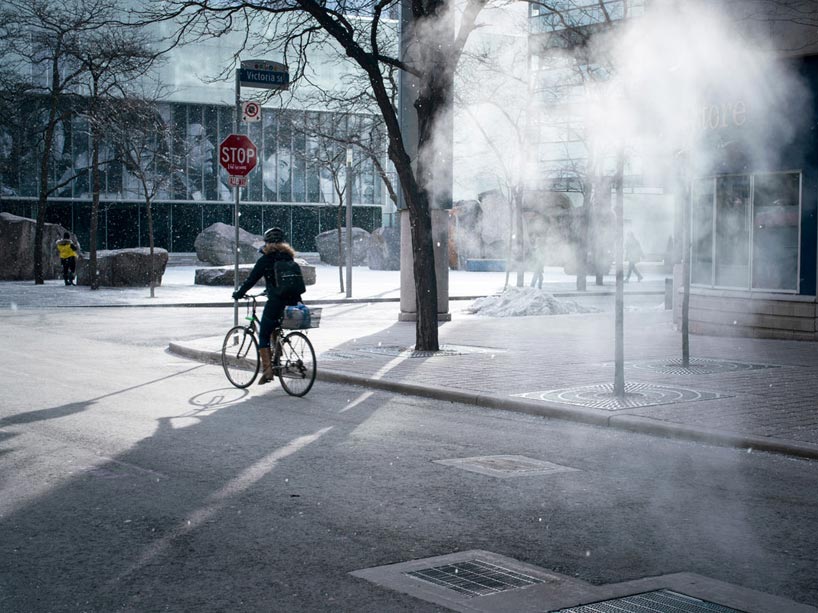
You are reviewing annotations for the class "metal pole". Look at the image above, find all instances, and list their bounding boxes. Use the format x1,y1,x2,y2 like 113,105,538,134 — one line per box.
233,69,241,326
614,149,625,398
345,147,353,298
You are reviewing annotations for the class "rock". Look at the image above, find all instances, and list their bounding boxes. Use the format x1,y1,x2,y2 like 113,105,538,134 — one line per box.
194,222,264,266
195,259,317,287
0,212,76,280
315,227,370,266
195,265,256,287
76,248,168,287
367,226,400,270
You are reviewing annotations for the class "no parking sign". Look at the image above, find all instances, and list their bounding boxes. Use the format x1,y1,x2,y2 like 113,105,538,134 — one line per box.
242,101,261,123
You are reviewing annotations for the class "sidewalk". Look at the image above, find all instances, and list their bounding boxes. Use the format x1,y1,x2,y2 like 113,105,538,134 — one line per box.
167,274,818,462
6,262,817,460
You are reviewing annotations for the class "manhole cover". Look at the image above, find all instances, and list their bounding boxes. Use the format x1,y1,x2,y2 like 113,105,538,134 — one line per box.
356,344,503,358
434,455,577,478
406,559,544,597
627,358,782,375
515,382,728,410
551,588,744,612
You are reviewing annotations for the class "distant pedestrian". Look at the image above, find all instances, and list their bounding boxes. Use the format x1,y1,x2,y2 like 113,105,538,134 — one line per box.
529,235,545,289
55,232,79,286
625,231,644,282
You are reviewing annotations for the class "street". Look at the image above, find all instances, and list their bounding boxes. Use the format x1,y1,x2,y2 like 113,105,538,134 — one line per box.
0,305,816,612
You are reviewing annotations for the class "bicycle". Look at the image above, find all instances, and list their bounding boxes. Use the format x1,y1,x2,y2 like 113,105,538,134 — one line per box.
220,293,318,396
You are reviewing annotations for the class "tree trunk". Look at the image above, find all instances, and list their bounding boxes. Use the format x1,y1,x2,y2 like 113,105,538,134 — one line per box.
89,125,101,291
147,197,156,298
514,187,525,287
33,68,62,285
337,202,344,293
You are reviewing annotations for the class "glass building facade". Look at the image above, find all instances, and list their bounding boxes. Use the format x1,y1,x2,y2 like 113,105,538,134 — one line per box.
0,101,388,252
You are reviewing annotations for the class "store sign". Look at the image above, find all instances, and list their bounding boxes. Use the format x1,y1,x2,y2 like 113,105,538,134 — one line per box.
699,100,747,131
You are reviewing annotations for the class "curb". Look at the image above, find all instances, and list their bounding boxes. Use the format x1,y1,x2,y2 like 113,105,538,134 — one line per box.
167,342,818,462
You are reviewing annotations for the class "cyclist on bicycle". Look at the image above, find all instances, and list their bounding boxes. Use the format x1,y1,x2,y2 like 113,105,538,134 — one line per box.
232,227,303,384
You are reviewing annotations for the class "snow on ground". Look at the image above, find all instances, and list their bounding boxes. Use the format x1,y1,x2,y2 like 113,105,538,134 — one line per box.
0,261,666,311
466,286,601,317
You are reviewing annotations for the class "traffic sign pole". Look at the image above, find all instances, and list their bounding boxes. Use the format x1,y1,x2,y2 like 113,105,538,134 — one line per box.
233,70,240,326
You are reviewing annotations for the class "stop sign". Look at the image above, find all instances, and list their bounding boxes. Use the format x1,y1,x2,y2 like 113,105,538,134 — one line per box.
219,134,258,176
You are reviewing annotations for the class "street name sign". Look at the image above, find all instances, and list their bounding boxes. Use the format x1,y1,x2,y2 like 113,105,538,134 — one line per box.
239,60,290,91
219,134,257,176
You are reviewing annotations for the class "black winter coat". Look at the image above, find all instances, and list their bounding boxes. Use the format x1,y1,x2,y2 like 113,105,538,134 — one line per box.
235,244,298,299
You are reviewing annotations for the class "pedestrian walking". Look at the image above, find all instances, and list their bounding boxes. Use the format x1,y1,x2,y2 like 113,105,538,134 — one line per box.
625,231,644,282
55,232,79,286
232,227,304,385
529,234,545,289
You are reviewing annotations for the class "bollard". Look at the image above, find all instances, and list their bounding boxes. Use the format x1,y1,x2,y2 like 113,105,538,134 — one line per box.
664,277,673,310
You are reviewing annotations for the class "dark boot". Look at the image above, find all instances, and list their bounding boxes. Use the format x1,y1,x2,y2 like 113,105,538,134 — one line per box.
258,347,274,385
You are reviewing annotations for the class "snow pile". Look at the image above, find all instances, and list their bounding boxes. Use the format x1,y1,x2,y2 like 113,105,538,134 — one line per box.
466,286,600,317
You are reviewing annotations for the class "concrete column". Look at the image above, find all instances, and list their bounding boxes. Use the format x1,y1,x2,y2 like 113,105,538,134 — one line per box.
398,208,451,322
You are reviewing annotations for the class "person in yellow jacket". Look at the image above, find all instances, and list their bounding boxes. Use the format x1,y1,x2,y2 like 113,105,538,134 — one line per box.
55,232,79,286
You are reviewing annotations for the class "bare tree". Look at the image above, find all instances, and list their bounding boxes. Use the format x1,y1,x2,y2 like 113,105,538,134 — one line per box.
0,0,109,284
147,0,489,350
102,96,173,297
64,14,162,290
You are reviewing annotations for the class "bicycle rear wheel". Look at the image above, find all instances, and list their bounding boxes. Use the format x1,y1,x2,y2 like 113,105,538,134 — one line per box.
277,331,316,397
221,326,259,388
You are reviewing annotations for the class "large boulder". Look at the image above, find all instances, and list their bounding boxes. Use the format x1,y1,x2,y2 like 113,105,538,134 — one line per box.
194,222,264,266
367,226,400,270
315,227,370,266
0,212,75,280
76,248,169,287
195,259,317,287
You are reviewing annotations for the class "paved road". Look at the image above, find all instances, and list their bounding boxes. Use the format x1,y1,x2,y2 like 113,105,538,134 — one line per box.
0,307,816,611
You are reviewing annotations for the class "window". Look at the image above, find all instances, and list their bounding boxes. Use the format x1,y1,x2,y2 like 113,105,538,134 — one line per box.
752,173,800,291
715,175,750,287
691,172,801,292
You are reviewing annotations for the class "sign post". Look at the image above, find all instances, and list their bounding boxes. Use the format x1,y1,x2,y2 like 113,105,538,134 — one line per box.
221,131,258,325
230,59,289,325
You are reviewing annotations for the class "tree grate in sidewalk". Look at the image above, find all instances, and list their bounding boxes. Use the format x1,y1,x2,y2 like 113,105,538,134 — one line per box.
356,344,504,358
550,588,744,612
405,559,544,597
627,357,782,375
515,382,729,410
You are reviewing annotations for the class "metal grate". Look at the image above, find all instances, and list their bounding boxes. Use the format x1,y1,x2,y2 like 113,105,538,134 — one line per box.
356,344,504,358
406,559,544,597
551,589,745,612
434,455,577,478
627,357,782,376
515,382,727,410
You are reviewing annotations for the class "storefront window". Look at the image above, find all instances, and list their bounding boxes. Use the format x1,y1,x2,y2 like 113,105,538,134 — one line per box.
691,179,714,285
691,172,800,292
752,172,800,291
715,175,751,287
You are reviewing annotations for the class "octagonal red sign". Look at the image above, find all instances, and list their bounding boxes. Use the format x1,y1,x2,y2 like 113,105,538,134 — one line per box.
219,134,258,176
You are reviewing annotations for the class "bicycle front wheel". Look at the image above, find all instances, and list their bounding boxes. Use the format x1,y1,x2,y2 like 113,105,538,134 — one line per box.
277,331,316,397
221,326,259,388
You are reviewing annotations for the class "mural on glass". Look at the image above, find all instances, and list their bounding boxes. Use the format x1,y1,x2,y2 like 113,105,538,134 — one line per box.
0,100,386,208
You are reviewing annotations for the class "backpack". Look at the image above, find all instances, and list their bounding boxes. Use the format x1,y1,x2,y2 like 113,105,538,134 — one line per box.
274,259,306,297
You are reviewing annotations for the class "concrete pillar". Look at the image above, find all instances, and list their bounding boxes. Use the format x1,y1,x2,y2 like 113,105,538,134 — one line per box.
398,208,451,322
396,0,452,323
